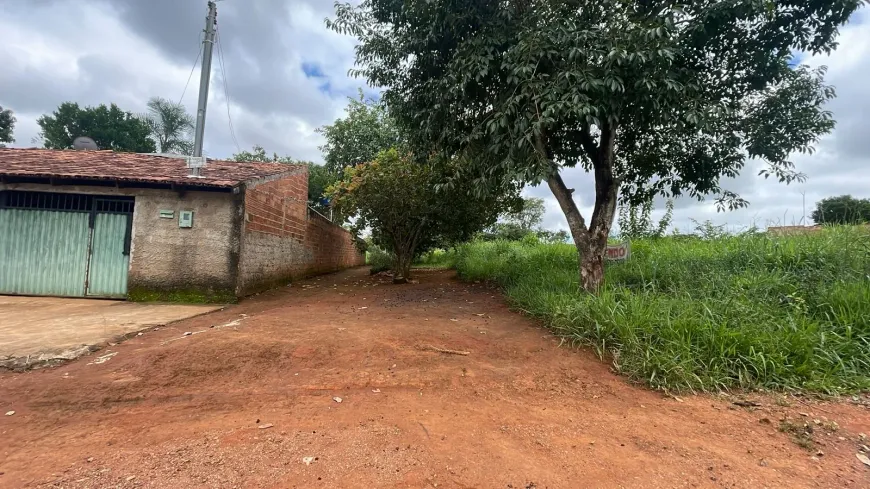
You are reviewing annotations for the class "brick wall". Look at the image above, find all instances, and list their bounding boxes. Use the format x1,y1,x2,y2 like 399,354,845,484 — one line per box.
237,167,365,295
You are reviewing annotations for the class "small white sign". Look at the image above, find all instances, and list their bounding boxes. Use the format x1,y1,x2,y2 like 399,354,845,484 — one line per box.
605,242,631,261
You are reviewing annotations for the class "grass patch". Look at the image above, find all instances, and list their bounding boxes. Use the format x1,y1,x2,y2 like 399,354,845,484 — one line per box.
414,249,457,269
454,226,870,394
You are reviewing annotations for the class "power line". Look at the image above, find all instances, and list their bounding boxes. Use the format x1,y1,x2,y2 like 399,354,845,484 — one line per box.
178,32,204,106
216,27,241,153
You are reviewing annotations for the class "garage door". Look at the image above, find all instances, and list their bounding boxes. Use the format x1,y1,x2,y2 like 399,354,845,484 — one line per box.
0,191,134,298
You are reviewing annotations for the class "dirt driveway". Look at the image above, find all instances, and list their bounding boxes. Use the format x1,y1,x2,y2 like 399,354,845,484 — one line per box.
0,268,868,488
0,295,222,369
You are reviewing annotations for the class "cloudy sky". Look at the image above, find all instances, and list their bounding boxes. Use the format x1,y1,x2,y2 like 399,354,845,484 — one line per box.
1,1,868,233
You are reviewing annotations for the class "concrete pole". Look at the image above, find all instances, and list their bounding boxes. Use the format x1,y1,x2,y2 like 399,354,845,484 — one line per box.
193,1,217,157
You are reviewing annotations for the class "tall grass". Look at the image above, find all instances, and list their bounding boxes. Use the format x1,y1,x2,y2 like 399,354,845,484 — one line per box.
415,249,457,269
455,227,870,393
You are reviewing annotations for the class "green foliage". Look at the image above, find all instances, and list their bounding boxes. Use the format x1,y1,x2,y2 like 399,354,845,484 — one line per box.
454,227,870,393
318,90,401,175
415,249,456,269
366,245,394,274
505,197,546,231
618,199,674,240
232,144,296,163
0,105,14,145
536,229,570,244
331,0,858,290
306,162,336,214
232,145,337,212
484,197,545,241
37,102,156,152
331,0,853,207
483,197,569,243
142,97,194,154
329,149,517,282
812,195,870,225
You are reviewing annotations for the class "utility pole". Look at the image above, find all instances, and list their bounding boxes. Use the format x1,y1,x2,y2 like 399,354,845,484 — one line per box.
193,1,217,157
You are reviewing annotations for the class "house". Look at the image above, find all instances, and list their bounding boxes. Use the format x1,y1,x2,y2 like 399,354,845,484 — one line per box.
0,148,364,300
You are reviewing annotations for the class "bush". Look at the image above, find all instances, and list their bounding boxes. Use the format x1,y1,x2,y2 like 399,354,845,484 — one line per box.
454,227,870,393
415,249,456,269
366,246,394,274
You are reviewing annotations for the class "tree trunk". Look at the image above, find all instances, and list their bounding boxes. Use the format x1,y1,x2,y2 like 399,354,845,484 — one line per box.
547,172,607,293
402,256,413,282
392,236,420,284
393,251,411,284
540,124,619,294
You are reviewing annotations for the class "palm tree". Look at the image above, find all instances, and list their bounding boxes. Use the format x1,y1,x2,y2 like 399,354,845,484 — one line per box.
143,97,194,154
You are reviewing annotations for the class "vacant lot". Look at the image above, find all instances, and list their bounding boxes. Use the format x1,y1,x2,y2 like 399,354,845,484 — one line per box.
456,227,870,393
1,268,868,488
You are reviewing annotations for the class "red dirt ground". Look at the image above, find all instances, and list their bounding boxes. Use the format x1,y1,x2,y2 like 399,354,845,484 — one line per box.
1,268,869,489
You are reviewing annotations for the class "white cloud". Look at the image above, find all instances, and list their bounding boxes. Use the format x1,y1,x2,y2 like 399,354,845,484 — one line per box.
0,0,364,162
1,1,868,233
534,7,870,233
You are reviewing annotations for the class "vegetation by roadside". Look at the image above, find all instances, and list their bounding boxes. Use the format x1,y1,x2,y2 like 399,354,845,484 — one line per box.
454,227,870,394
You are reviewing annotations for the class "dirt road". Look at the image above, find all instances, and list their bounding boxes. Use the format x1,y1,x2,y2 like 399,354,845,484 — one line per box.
1,268,868,488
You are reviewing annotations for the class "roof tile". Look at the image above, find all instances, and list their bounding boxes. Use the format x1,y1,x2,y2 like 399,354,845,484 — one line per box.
0,149,300,188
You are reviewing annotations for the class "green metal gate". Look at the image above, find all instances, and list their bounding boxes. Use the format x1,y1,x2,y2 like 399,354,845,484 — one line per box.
0,191,134,298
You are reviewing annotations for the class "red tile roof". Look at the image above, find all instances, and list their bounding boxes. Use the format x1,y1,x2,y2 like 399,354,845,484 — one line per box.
0,149,301,189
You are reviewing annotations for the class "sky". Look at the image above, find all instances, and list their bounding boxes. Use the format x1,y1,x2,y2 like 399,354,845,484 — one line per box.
1,1,868,233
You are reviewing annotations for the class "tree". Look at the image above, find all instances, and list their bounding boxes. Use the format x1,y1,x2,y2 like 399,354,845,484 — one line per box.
318,90,401,174
306,163,335,214
811,195,870,225
617,199,674,240
536,229,570,244
143,97,194,154
329,149,518,283
232,145,337,212
0,106,15,146
330,0,858,292
484,197,545,241
232,145,295,164
37,102,156,153
507,197,546,232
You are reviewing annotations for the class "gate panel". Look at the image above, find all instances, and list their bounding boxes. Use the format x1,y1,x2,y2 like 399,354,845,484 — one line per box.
0,208,90,296
86,212,132,297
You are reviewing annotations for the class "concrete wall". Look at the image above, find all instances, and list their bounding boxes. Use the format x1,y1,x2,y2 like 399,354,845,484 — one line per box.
126,190,241,296
238,168,365,295
0,183,241,298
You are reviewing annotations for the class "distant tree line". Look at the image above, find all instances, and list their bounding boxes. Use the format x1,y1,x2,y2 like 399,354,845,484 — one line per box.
0,105,15,147
813,195,870,225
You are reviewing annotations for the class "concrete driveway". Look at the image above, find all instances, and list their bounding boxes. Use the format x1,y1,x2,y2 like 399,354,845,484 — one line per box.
0,295,223,369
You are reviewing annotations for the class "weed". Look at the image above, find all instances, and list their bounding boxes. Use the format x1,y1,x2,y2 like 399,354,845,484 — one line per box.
779,420,815,450
454,226,870,393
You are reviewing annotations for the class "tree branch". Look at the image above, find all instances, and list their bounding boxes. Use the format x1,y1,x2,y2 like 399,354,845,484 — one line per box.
589,121,620,234
547,170,589,237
